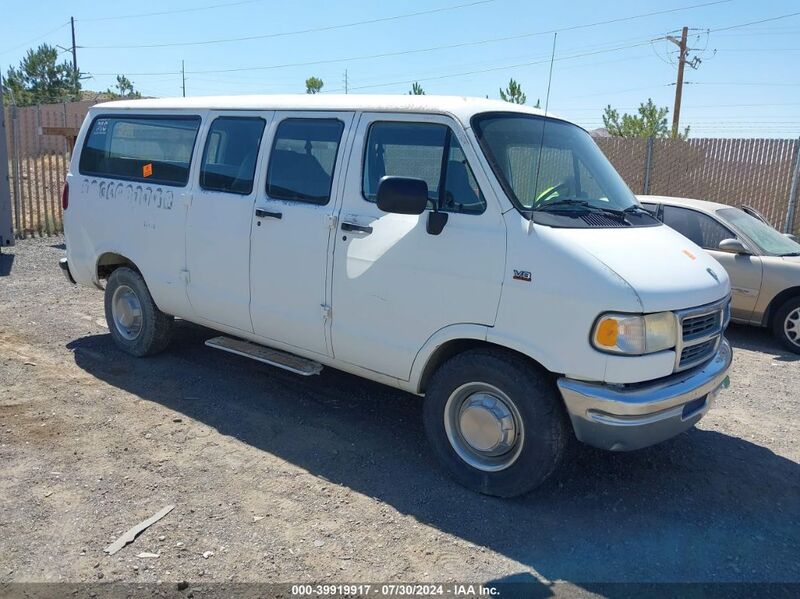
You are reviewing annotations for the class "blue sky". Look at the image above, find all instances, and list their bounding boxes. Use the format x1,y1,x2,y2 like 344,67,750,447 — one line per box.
2,0,798,137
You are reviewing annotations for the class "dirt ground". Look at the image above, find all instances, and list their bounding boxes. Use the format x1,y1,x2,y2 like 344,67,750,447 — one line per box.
0,237,798,594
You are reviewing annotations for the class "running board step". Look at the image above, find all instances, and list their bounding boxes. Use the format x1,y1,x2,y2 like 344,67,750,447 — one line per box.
205,336,323,376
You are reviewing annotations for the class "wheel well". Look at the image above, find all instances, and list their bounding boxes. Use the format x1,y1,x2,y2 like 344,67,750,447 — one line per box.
96,253,138,280
764,286,800,327
417,339,553,394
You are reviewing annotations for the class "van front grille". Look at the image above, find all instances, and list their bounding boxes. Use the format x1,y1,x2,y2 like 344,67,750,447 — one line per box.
674,298,729,372
682,312,721,341
679,338,718,369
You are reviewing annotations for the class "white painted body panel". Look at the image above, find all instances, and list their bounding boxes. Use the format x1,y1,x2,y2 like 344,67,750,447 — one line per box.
63,95,730,396
328,112,506,380
249,110,355,357
185,110,273,333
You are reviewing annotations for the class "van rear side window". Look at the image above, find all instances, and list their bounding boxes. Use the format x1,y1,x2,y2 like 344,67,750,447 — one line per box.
200,117,266,195
79,115,201,187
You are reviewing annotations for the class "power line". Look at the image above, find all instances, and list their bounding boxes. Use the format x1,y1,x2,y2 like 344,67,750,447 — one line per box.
0,21,70,56
81,0,498,49
683,82,800,86
87,29,661,77
78,0,267,22
332,39,659,92
81,0,732,50
708,10,800,33
84,0,734,78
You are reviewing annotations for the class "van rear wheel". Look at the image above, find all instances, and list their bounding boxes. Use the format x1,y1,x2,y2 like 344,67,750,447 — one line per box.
104,267,173,357
423,348,569,497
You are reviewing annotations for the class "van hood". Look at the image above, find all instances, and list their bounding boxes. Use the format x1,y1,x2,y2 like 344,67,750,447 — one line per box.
546,223,730,312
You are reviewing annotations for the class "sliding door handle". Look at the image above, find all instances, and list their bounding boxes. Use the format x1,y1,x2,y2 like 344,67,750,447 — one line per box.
341,222,373,234
255,208,282,219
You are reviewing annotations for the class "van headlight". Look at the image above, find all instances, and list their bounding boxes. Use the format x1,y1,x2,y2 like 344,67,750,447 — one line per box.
592,312,677,355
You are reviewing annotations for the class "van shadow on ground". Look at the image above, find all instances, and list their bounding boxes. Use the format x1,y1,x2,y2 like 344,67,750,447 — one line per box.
68,322,800,584
725,322,800,362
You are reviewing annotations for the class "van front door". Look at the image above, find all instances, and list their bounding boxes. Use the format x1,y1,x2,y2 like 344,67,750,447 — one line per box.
249,112,353,356
330,113,505,380
186,111,272,332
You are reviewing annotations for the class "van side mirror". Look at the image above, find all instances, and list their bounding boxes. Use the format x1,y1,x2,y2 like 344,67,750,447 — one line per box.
376,176,429,215
718,238,751,255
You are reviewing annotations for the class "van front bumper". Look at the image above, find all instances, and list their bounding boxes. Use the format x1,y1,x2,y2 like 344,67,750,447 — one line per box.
557,339,732,451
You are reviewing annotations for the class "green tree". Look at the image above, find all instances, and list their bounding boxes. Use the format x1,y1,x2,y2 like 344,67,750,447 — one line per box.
305,76,324,94
499,78,526,104
107,75,142,99
408,82,425,95
602,99,689,139
2,44,80,106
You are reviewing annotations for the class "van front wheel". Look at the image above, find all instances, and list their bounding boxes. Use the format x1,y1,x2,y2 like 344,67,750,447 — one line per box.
423,348,569,497
104,267,173,357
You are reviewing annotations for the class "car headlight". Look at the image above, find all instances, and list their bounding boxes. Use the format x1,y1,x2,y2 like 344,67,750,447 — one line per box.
592,312,677,355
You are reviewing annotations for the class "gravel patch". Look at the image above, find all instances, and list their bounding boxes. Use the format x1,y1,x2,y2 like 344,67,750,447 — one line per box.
0,237,797,588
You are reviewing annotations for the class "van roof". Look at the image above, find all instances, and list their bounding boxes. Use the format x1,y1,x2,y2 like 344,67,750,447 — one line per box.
94,94,558,127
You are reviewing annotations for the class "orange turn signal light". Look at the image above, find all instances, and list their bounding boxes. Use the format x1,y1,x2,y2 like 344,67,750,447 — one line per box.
595,318,619,347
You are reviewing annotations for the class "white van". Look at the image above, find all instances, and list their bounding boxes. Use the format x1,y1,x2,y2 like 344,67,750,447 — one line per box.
60,95,732,497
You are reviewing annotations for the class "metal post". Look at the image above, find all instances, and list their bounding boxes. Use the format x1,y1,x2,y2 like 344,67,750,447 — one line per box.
643,136,654,195
784,137,800,234
9,104,23,238
0,82,14,248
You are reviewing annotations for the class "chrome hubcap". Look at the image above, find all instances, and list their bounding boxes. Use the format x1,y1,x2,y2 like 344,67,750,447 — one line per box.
444,383,524,472
784,308,800,347
111,285,143,341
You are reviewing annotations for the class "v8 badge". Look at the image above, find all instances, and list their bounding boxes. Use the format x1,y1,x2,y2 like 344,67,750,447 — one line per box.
513,269,532,282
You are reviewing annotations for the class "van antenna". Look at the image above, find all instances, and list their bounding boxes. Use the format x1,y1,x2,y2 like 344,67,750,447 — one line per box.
529,32,558,235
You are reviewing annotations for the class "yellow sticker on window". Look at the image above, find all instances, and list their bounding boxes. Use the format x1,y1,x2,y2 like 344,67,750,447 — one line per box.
143,163,153,178
683,249,696,260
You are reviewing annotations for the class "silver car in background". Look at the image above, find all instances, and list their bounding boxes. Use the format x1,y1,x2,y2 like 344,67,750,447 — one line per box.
639,195,800,352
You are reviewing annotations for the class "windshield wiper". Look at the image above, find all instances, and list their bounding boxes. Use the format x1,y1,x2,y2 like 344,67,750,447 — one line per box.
781,252,800,257
533,198,592,212
535,199,629,223
622,204,652,216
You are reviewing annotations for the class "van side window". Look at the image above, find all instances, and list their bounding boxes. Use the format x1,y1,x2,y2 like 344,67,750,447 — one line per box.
662,205,733,250
200,117,265,195
266,119,344,205
79,115,201,186
363,122,485,214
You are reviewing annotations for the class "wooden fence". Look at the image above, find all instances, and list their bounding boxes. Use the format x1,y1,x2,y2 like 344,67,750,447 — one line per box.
5,102,800,238
4,101,96,238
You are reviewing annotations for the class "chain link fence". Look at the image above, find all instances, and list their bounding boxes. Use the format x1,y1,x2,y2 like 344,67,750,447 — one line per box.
597,136,800,233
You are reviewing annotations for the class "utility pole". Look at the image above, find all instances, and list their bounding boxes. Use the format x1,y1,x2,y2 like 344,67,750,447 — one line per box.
343,69,348,94
70,17,78,74
667,26,688,138
181,60,186,97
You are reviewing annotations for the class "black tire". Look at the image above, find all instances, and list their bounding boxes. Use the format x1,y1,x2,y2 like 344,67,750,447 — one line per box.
104,267,173,357
772,296,800,354
423,348,569,497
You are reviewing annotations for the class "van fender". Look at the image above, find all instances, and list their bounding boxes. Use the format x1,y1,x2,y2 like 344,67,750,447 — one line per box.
93,244,136,284
408,323,561,394
408,324,490,392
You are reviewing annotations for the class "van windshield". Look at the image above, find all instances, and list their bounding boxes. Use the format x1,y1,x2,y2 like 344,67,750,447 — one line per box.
472,113,653,227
